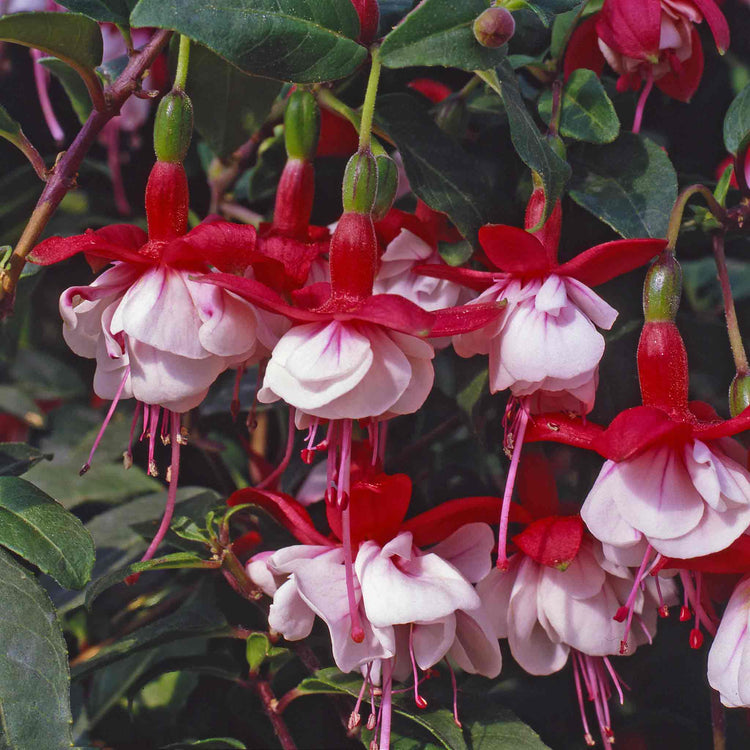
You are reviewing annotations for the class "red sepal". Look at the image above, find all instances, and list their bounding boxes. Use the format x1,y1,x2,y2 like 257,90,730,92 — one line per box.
402,496,532,548
145,161,189,241
513,515,584,569
654,28,703,103
375,208,436,249
596,0,661,60
408,78,452,104
414,263,495,292
429,301,504,338
517,449,560,520
563,15,606,79
256,229,329,292
557,238,665,287
226,487,331,546
327,472,411,547
692,0,730,53
164,221,260,273
694,405,750,441
524,412,605,452
663,534,750,574
478,224,553,275
344,294,434,337
317,108,359,157
29,224,148,266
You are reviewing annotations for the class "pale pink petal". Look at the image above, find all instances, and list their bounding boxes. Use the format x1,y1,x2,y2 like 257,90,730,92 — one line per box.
449,608,503,678
428,523,494,583
268,579,316,640
412,616,456,669
563,276,618,330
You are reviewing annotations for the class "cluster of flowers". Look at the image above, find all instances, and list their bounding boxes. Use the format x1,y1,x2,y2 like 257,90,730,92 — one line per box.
23,0,750,747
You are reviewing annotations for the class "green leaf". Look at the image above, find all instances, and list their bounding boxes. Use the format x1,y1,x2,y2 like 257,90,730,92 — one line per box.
0,103,22,140
482,62,570,222
375,93,497,246
0,443,51,477
568,132,678,238
724,83,750,155
39,56,92,125
72,582,229,679
186,43,282,159
161,739,247,750
245,632,285,673
85,552,219,609
130,0,367,83
538,69,619,143
523,0,584,26
0,476,95,589
0,549,73,749
0,11,102,75
60,0,137,25
466,713,547,748
379,0,507,72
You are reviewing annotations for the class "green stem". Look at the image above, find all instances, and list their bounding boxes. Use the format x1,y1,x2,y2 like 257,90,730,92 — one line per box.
713,232,749,376
358,46,381,152
175,35,191,90
666,183,728,252
457,75,481,100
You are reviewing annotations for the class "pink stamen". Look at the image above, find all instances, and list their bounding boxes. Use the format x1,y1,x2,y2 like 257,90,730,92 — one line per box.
140,403,151,441
370,419,379,466
81,366,131,475
257,407,296,489
350,675,369,730
128,411,182,581
632,69,654,134
617,544,653,654
31,49,64,144
572,653,595,746
147,406,160,476
124,401,143,469
247,361,266,431
408,626,428,709
445,659,462,728
300,418,320,464
378,659,394,750
497,402,529,570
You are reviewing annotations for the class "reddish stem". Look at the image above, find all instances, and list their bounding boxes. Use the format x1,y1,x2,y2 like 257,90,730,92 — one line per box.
254,680,298,750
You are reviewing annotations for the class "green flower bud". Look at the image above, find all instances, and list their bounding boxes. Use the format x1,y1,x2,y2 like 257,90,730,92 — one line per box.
372,155,399,221
643,251,682,322
284,89,320,161
153,89,193,163
435,96,469,138
729,373,750,417
342,150,378,214
473,7,515,48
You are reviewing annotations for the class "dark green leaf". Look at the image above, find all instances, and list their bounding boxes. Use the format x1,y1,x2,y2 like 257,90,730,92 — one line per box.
245,632,286,673
0,476,95,589
0,104,22,140
61,0,137,25
568,132,678,238
523,0,584,26
550,7,582,59
160,740,247,750
375,93,496,246
487,62,570,221
39,56,92,125
0,12,102,72
0,549,73,749
379,0,507,72
466,712,547,748
0,443,51,477
72,582,229,679
130,0,367,83
538,69,619,143
11,349,87,401
724,83,750,155
186,44,282,159
85,552,218,609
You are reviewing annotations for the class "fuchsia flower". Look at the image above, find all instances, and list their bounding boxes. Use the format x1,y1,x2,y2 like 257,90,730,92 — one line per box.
565,0,729,129
478,453,675,746
237,470,507,748
419,188,666,415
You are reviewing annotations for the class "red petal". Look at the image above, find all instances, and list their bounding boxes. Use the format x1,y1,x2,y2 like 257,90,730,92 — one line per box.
688,400,721,423
478,224,552,274
164,221,260,274
327,472,411,547
596,0,661,59
226,488,331,546
414,263,495,292
694,405,750,441
291,282,332,310
558,238,666,287
402,496,533,548
663,534,750,574
256,230,328,291
513,515,584,569
524,412,605,452
517,449,560,520
563,15,606,79
595,406,690,461
375,208,435,248
29,224,148,266
429,301,504,338
655,28,703,103
692,0,729,53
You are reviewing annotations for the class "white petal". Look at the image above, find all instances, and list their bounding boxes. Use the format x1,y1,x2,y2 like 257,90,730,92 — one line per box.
449,608,502,678
268,579,316,640
564,277,618,330
428,523,494,583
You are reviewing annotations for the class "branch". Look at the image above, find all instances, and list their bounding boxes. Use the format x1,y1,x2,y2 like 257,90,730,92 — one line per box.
0,29,172,305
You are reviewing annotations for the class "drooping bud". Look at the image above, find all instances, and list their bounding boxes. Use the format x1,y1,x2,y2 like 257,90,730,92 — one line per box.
643,251,682,322
284,89,320,161
435,95,468,138
729,373,750,417
473,7,515,48
637,321,689,412
272,159,315,239
372,154,399,221
153,89,193,163
145,161,189,241
342,150,378,214
351,0,380,45
329,211,378,301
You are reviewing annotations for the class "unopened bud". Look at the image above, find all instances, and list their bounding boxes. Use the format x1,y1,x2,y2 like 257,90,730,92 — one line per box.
153,89,193,163
342,150,378,214
473,7,515,48
435,96,468,138
372,154,399,221
284,89,320,161
729,373,750,417
643,251,682,322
